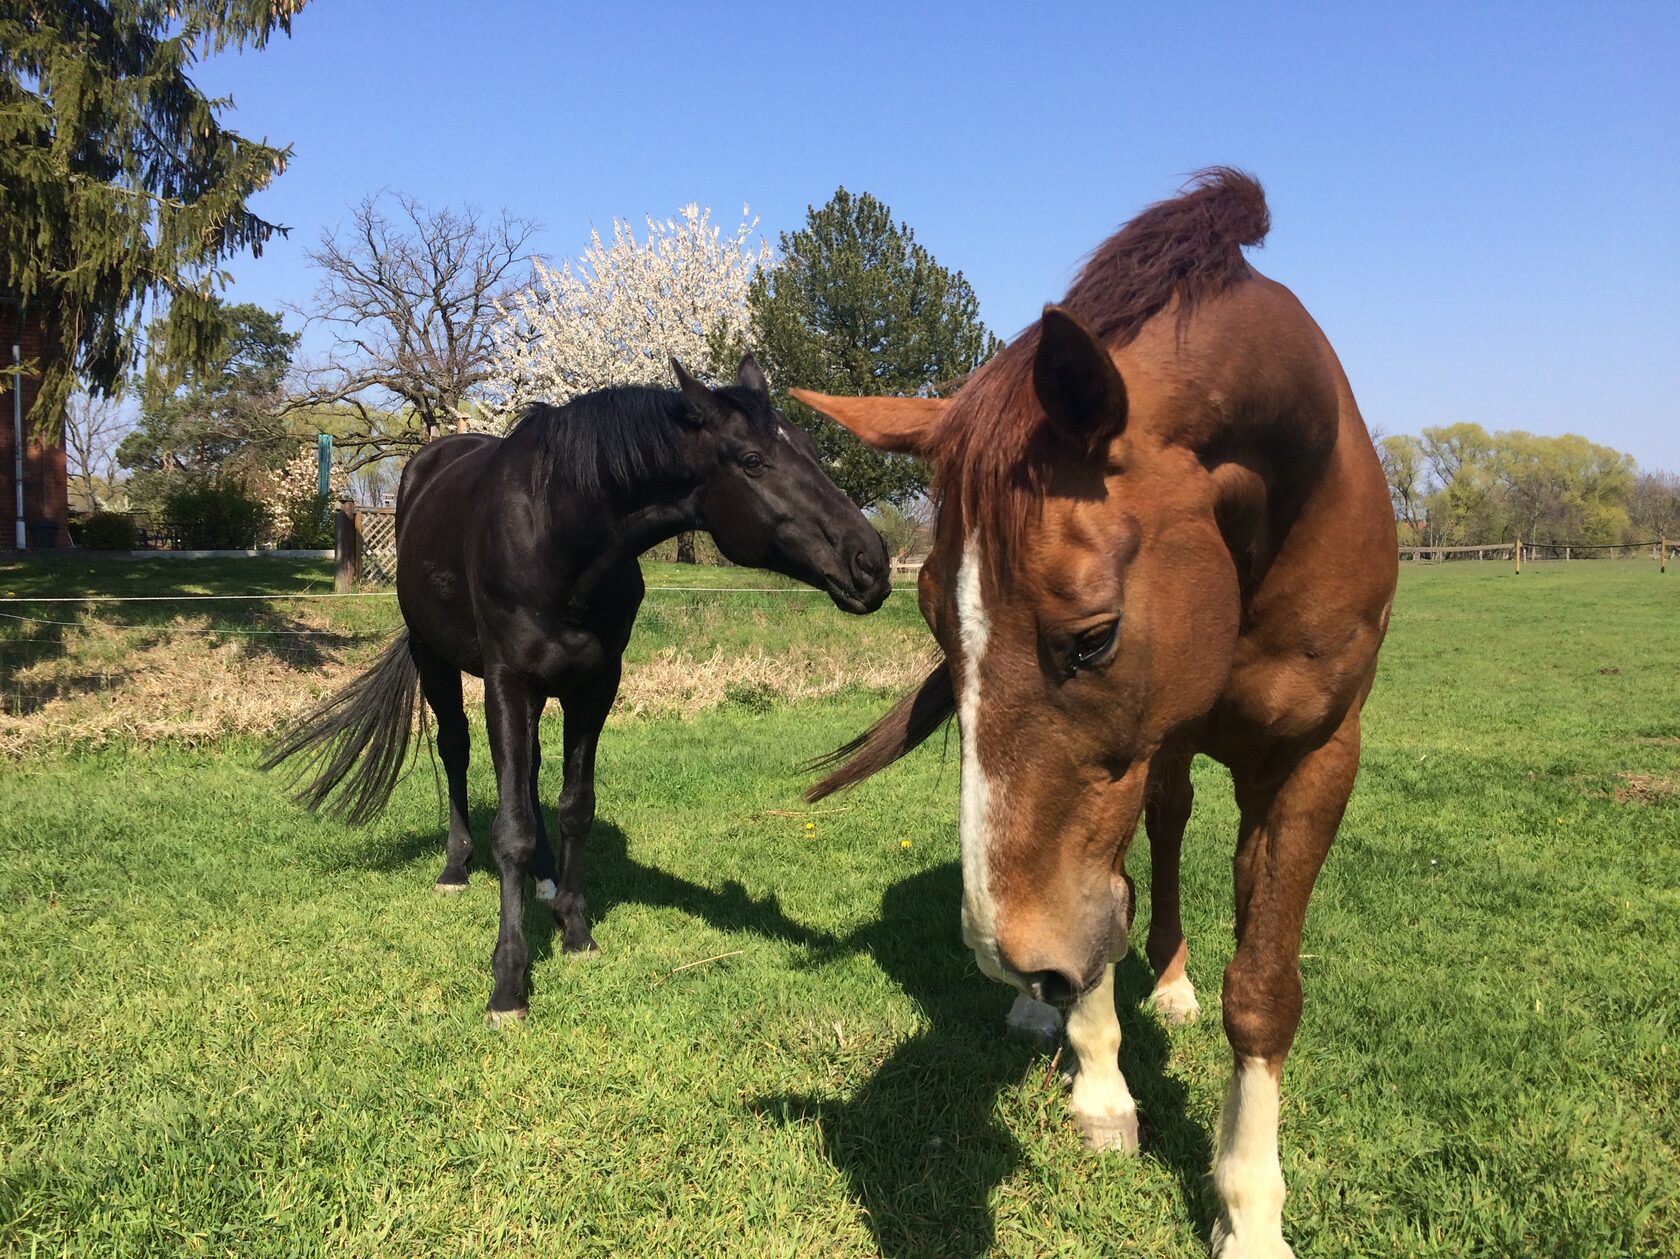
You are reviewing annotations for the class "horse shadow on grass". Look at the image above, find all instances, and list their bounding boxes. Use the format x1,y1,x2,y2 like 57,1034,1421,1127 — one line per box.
754,860,1216,1257
317,812,1213,1253
320,802,837,984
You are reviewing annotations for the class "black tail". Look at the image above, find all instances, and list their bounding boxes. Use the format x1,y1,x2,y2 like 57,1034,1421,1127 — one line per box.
261,631,423,824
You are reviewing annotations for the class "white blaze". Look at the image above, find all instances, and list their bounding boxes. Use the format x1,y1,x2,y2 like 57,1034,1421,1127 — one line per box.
956,534,1006,983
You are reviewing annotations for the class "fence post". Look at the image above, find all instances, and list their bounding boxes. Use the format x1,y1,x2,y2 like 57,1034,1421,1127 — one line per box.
1514,536,1522,575
1662,536,1668,574
334,499,361,593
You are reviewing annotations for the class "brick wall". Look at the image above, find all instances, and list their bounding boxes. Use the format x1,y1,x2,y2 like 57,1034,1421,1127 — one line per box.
1,304,69,549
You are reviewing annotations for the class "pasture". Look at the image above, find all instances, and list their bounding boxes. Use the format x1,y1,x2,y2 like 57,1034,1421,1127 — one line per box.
1,560,1676,1256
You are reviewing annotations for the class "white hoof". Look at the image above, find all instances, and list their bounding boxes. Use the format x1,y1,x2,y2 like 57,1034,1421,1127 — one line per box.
533,878,557,903
1005,993,1063,1045
1072,1102,1140,1154
1148,973,1201,1024
485,1007,528,1028
433,880,468,895
1211,1221,1294,1259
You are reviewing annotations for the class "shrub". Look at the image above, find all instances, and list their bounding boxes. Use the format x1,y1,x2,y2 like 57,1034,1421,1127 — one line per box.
163,480,268,549
77,511,140,551
280,493,333,549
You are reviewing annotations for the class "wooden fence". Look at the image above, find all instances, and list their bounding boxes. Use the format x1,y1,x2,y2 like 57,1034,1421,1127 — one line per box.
333,502,397,591
1401,537,1670,574
333,510,1668,590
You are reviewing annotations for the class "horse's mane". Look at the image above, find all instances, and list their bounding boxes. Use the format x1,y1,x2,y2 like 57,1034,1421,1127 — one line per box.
509,382,774,500
807,168,1271,802
935,167,1271,559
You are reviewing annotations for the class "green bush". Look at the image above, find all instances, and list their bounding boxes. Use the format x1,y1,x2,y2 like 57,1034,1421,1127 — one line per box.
280,492,333,549
76,511,140,550
163,480,267,550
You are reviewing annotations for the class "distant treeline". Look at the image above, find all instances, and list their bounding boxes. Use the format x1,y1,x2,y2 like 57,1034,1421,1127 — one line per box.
1377,425,1678,547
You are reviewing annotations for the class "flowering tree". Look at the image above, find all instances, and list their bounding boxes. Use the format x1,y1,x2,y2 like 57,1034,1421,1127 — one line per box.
252,444,348,548
483,204,770,417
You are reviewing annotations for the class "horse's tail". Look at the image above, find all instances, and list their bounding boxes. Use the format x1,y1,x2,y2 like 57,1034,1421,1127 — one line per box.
805,664,955,801
260,630,423,824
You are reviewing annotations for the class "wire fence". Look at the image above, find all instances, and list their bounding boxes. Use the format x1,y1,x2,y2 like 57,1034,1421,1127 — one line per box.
1401,538,1671,569
0,581,903,722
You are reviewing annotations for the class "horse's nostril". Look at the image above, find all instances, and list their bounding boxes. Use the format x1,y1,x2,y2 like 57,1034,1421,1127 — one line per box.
854,548,884,581
1026,969,1082,1008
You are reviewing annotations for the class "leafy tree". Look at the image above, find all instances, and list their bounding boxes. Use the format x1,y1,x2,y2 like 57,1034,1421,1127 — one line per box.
749,188,1002,507
1491,431,1632,545
116,301,297,508
1419,423,1498,543
1377,434,1425,537
0,1,302,435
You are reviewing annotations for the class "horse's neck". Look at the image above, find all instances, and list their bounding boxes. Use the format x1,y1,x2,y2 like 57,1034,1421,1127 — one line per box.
556,485,704,622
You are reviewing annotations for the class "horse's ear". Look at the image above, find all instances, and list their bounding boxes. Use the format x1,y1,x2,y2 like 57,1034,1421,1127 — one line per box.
671,357,722,426
737,353,770,397
1033,306,1127,453
788,389,950,456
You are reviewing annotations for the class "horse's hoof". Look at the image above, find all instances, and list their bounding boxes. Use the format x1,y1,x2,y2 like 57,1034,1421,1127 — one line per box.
486,1007,528,1027
1211,1221,1295,1259
1148,975,1201,1025
1074,1105,1141,1155
434,878,468,895
563,938,601,958
533,878,558,903
1005,992,1063,1047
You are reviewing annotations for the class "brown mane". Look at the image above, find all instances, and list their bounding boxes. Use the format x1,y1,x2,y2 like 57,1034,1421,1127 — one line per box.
936,167,1270,559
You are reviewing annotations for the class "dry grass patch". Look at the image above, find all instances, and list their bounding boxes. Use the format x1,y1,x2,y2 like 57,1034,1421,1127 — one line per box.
0,617,932,757
612,637,932,721
1612,771,1678,806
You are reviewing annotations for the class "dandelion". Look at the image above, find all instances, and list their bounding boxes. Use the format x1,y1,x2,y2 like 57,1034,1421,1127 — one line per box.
900,839,912,850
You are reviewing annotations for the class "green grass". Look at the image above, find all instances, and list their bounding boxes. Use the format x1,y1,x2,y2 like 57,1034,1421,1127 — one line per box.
1,561,1677,1256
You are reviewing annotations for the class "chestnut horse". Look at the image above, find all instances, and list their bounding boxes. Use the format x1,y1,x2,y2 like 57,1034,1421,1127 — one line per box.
798,170,1396,1257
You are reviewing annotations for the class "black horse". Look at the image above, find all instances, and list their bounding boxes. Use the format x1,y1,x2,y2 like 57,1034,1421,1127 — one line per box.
265,356,890,1019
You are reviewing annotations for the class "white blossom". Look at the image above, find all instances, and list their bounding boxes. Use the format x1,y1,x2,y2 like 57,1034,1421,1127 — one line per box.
480,204,772,426
252,445,349,545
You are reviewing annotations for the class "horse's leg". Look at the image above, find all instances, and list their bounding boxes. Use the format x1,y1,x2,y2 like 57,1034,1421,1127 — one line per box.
550,662,620,955
1063,962,1140,1153
1145,746,1199,1023
527,709,560,904
415,644,474,893
483,666,544,1020
1212,708,1361,1259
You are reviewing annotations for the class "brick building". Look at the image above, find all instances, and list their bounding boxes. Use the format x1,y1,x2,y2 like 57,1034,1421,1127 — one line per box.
2,292,69,549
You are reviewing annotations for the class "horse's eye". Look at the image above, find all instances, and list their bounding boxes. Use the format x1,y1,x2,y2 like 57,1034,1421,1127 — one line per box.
1068,621,1119,673
742,452,764,473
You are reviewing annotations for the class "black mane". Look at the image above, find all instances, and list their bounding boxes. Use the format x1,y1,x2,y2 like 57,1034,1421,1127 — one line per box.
508,383,775,500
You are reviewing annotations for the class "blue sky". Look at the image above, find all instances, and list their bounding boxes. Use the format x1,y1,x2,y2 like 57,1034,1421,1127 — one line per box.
195,2,1680,470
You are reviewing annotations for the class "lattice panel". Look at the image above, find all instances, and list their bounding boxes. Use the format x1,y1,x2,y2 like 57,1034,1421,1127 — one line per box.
357,508,398,585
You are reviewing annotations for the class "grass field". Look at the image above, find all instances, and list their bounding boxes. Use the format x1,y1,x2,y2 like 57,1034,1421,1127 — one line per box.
1,559,1677,1256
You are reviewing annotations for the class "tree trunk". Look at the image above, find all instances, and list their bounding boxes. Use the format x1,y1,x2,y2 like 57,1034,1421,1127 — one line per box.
676,531,696,564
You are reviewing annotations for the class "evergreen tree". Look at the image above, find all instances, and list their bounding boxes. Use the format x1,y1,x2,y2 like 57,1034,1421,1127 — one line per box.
748,188,1001,507
0,1,303,436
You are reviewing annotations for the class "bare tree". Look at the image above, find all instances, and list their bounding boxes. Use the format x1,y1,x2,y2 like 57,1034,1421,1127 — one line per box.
1626,470,1680,542
64,391,133,511
294,193,539,465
